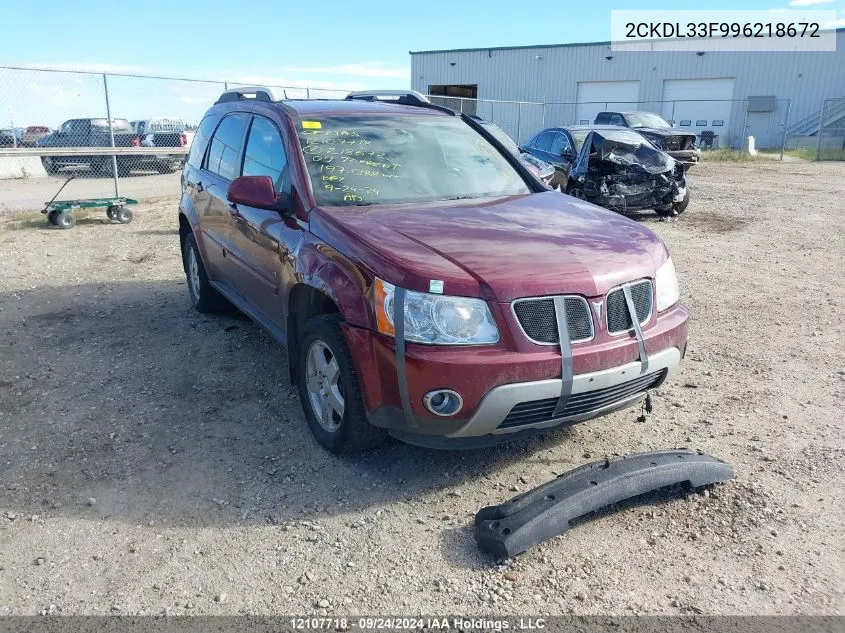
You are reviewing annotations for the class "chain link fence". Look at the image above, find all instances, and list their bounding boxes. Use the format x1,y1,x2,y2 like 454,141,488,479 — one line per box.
0,66,347,206
815,97,845,160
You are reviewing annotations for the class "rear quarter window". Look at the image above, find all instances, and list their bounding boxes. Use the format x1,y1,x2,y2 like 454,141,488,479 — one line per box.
187,114,219,168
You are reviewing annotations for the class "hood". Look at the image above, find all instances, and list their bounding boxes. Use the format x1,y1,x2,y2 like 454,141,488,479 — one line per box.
634,127,696,139
308,192,667,303
579,131,675,176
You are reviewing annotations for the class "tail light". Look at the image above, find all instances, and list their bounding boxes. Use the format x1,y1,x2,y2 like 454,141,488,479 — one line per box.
180,133,187,146
131,135,140,147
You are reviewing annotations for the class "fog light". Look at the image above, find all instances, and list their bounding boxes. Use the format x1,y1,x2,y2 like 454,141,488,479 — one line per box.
423,389,463,417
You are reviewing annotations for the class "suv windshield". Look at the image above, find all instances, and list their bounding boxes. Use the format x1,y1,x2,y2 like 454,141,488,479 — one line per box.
297,115,531,206
480,122,520,156
624,113,670,129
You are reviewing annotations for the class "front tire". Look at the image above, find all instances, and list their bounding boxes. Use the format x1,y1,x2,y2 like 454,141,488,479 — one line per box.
656,189,690,217
566,184,586,200
298,314,387,454
181,233,229,313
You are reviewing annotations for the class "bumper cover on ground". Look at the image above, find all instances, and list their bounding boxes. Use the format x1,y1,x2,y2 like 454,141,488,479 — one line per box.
475,449,734,558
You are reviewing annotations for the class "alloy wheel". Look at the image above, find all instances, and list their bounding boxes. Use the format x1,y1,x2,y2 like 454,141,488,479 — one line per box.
305,340,345,432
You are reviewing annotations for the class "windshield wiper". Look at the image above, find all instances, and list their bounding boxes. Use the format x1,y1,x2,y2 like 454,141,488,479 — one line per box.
443,195,479,201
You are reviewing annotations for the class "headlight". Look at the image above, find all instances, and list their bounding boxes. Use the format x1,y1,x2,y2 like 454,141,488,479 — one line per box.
374,278,499,345
655,257,680,312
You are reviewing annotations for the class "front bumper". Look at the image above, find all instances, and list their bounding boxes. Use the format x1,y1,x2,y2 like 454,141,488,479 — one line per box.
344,302,689,444
448,346,680,438
666,149,701,166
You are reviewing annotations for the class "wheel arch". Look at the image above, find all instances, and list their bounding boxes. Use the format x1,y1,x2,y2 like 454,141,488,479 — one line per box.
286,283,344,385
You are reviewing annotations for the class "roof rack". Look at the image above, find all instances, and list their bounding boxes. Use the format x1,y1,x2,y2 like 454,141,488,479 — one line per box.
216,85,286,104
345,89,455,115
345,90,431,104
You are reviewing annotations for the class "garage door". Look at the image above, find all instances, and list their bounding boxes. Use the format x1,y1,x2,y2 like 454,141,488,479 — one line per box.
660,78,735,145
575,81,640,125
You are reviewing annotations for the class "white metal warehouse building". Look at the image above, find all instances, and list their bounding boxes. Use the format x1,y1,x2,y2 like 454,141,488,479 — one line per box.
410,29,845,148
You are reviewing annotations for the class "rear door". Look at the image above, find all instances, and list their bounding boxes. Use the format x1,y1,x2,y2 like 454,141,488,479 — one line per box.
196,112,250,282
226,114,298,328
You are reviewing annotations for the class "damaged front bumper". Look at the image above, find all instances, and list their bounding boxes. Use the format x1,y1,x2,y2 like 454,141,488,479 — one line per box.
475,450,734,558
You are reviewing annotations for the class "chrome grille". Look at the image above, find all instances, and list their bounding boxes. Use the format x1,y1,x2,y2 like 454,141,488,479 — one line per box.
606,281,652,334
498,369,666,430
512,297,593,345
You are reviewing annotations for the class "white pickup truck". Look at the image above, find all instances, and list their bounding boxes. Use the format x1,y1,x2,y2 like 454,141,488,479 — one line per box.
130,118,192,172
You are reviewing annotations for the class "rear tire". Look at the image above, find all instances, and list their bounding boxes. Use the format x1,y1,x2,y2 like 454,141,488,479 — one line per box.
102,157,131,177
41,157,60,175
297,314,388,454
181,233,229,313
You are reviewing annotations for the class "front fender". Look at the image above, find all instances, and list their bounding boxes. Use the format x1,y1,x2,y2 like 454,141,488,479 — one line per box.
298,239,373,329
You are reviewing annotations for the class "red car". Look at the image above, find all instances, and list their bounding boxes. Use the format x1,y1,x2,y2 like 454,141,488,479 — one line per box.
178,88,689,453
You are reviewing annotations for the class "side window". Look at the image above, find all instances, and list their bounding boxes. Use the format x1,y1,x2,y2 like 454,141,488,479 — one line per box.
242,116,287,188
610,114,625,126
136,121,145,136
549,132,569,156
205,113,248,180
594,113,608,124
535,131,554,152
187,115,218,168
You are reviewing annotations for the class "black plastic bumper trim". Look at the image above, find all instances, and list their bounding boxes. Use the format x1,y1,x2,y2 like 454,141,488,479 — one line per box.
393,287,416,430
623,284,649,374
551,296,573,418
475,449,733,558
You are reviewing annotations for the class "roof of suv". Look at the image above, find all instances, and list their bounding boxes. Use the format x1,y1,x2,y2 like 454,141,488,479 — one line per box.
273,99,449,117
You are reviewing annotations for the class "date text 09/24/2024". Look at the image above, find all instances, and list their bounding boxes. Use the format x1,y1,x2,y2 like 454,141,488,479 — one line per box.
289,618,548,630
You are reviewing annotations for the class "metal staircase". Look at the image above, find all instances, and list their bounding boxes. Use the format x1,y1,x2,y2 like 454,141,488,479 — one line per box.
786,99,845,136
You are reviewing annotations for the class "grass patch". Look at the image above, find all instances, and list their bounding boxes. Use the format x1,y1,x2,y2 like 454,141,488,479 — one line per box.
700,149,761,162
759,147,845,161
818,149,845,161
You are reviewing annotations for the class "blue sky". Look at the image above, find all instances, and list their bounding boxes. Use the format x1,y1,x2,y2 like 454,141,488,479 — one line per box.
2,0,843,89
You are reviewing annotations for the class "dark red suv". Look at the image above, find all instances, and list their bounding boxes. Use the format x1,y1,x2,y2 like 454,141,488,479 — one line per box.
179,88,689,453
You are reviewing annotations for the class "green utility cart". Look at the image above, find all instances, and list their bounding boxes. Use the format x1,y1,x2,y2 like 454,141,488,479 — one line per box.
41,176,138,230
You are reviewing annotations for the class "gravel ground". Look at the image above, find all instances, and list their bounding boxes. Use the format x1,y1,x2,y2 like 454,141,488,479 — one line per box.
0,160,843,616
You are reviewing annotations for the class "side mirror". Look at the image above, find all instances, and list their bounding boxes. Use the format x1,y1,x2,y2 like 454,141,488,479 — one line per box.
227,176,287,212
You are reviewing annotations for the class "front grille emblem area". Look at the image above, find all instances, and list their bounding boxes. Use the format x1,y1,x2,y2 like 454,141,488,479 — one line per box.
592,300,603,321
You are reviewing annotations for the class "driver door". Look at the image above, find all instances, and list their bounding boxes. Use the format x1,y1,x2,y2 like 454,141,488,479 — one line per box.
226,114,301,330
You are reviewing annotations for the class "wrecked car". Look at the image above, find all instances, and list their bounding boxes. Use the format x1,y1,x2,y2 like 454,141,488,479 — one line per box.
594,111,700,170
566,127,690,217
